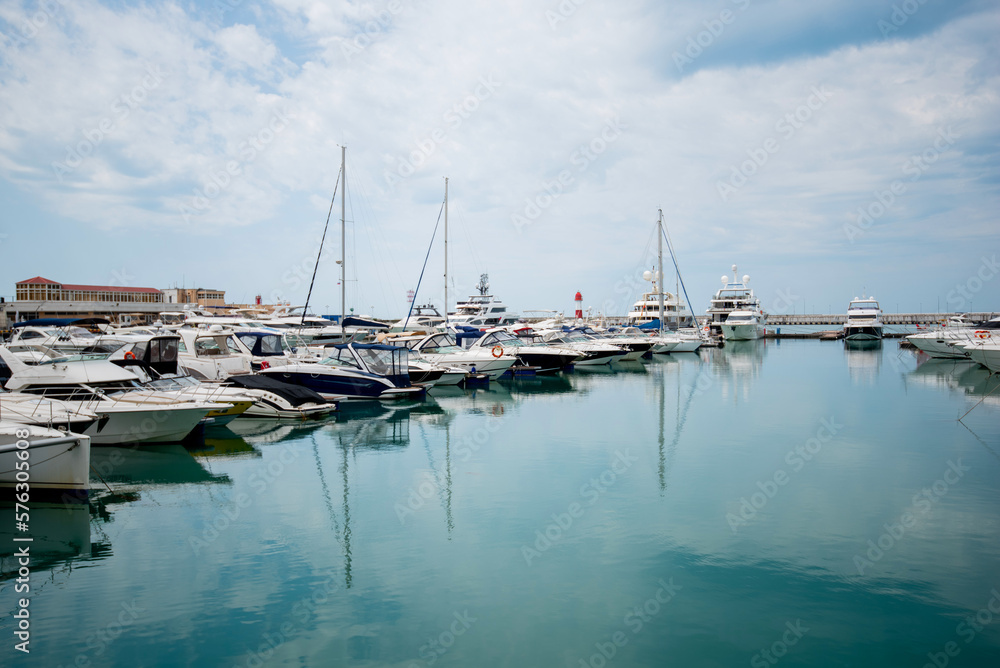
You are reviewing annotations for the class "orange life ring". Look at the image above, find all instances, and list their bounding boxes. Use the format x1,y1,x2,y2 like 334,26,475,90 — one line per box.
491,345,503,358
975,330,989,339
124,351,136,360
260,359,270,369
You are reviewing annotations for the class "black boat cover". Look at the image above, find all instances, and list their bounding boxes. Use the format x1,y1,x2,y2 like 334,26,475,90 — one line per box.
226,374,328,407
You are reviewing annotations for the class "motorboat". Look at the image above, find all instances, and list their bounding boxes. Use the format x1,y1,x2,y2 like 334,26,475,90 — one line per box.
843,297,884,341
176,326,252,380
6,318,130,355
955,335,1000,372
721,308,766,341
389,331,517,379
706,266,763,336
908,315,999,358
0,422,90,498
0,392,97,432
536,329,627,366
108,332,337,420
0,347,217,444
573,326,653,360
259,343,424,400
463,328,580,374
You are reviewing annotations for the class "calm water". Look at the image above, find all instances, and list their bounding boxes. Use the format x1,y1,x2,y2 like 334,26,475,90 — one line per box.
3,339,1000,667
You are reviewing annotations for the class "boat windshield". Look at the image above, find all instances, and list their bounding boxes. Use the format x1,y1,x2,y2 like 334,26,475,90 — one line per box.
195,336,232,356
727,315,755,322
482,332,522,347
36,353,111,365
419,334,464,354
356,347,406,376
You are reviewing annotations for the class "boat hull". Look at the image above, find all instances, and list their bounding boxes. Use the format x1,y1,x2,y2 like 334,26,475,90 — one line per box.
83,404,213,445
0,426,91,495
722,324,761,341
844,326,883,341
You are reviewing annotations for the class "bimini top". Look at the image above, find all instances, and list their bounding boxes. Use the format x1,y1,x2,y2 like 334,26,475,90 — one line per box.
12,317,112,328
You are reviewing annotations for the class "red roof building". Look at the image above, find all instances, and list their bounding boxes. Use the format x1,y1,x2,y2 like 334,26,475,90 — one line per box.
16,277,163,303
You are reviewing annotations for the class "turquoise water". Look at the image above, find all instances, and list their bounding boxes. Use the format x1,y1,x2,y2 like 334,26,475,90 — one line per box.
3,339,1000,667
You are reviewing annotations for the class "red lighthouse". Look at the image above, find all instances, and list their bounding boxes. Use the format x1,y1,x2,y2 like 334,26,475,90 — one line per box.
574,292,583,319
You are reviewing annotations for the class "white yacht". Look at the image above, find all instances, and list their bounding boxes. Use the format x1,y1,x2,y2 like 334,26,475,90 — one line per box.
389,304,447,332
0,422,91,497
706,266,763,336
721,308,766,341
449,274,519,328
0,348,217,444
907,315,997,358
462,328,581,374
626,287,694,330
383,331,517,379
843,297,884,341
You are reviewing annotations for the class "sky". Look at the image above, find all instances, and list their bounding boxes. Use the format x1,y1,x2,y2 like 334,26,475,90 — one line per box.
0,0,997,319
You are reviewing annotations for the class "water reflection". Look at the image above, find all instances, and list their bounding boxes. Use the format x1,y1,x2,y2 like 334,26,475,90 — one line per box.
703,339,768,402
0,502,94,578
844,339,882,384
90,444,232,486
907,358,1000,409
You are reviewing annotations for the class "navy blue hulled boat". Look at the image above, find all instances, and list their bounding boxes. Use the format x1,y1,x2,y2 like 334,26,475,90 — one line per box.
257,343,424,400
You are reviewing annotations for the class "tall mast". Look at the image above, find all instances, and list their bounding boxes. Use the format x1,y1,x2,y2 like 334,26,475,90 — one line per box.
444,177,449,324
657,209,665,333
340,145,346,327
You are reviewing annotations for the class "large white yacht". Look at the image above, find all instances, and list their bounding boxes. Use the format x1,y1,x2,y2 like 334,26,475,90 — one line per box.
721,308,767,341
626,272,695,329
389,304,447,332
843,297,884,341
449,274,519,328
706,266,763,336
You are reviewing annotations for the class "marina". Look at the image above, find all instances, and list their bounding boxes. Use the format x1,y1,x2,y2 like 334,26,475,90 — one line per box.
2,338,999,666
2,1,998,665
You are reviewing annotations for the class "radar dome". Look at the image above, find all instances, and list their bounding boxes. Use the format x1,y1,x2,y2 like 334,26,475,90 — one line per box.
742,275,750,284
642,270,652,281
721,275,729,284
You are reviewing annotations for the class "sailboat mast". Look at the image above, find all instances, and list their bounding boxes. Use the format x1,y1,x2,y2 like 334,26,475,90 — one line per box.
340,146,346,327
444,177,449,324
657,209,665,333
